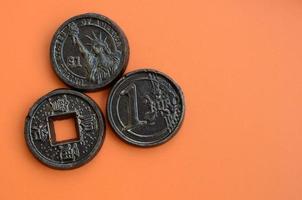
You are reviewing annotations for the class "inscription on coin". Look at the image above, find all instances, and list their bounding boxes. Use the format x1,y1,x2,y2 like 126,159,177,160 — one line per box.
51,13,129,91
107,69,185,147
25,89,105,169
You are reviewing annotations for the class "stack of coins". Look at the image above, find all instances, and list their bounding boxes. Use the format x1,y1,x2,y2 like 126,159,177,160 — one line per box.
24,13,185,169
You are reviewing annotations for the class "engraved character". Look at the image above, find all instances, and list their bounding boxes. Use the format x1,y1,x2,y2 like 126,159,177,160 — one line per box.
49,95,70,112
79,114,97,132
59,143,80,161
67,56,82,68
32,124,48,142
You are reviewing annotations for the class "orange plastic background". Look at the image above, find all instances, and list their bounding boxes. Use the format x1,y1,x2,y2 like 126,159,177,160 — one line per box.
0,0,302,200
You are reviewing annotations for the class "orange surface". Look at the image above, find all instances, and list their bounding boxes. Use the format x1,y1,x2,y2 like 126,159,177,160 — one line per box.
53,117,79,142
0,0,302,200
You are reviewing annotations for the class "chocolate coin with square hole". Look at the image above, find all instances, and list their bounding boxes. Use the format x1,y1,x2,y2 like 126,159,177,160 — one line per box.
50,13,129,91
107,69,185,147
25,89,105,169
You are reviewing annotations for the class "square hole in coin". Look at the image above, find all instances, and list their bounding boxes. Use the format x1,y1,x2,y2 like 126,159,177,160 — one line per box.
48,113,80,144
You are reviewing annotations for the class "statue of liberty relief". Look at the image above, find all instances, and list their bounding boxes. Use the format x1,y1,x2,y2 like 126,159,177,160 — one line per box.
68,22,121,84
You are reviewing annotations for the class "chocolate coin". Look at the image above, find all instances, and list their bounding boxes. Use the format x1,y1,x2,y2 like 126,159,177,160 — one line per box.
50,13,129,91
25,89,105,169
107,69,185,147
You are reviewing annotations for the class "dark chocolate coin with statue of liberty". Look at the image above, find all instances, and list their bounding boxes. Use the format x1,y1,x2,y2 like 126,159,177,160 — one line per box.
24,89,105,169
107,69,185,147
50,13,129,91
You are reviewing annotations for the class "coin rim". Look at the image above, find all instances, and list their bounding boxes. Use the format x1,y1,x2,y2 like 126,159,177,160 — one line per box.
24,89,106,169
107,69,185,147
50,13,129,91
